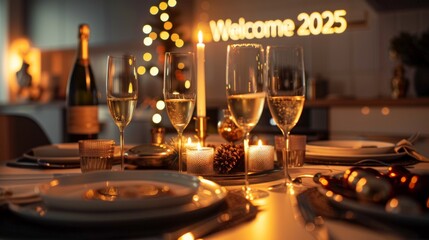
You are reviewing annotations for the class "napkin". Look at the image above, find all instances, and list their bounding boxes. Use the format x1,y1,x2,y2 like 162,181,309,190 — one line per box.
31,144,79,158
394,139,429,162
297,188,427,239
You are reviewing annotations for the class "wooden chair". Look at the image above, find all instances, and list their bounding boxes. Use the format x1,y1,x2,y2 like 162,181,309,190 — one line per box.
0,114,51,161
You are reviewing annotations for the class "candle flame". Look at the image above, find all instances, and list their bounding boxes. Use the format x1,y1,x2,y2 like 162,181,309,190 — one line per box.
197,142,201,150
128,82,133,93
198,31,203,44
187,137,192,145
258,139,263,147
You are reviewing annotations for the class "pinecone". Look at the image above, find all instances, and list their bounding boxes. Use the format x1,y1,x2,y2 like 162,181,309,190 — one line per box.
213,144,244,174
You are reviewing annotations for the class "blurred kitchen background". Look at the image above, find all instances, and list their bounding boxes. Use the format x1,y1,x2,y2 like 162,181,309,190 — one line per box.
1,0,429,152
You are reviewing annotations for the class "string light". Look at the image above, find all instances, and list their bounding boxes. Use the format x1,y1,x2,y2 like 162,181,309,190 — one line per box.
139,0,187,126
149,32,158,40
137,66,146,75
142,25,152,34
168,0,177,7
160,31,170,40
184,80,191,89
156,100,165,110
149,6,159,15
164,21,173,30
143,37,153,46
171,33,179,41
175,39,184,48
152,113,162,124
177,62,185,69
143,53,152,61
159,1,168,10
150,66,159,76
160,13,169,22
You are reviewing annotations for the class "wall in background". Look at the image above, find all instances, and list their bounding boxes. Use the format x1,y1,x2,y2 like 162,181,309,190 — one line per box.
0,0,8,102
2,0,429,144
5,0,429,106
193,0,429,108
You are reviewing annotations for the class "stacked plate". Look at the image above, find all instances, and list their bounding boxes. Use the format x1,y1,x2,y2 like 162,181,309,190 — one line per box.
24,143,79,162
9,170,228,224
305,140,406,163
10,143,135,168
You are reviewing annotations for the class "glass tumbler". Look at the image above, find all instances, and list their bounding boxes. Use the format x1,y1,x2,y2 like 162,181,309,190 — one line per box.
79,139,115,173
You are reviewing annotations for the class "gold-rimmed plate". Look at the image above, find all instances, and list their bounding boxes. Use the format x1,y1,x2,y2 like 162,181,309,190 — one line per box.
23,143,80,163
307,140,395,155
36,170,201,212
9,177,227,224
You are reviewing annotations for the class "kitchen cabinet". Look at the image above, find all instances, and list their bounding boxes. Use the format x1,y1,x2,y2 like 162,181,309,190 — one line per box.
306,97,429,155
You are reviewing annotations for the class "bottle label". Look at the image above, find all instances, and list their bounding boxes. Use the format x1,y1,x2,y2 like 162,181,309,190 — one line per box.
67,106,99,134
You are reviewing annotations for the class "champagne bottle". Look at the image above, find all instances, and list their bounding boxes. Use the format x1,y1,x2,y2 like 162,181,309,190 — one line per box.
65,24,99,142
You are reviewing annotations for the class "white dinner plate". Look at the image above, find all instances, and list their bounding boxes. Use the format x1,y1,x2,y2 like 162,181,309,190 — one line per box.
23,143,80,163
9,177,227,224
36,170,201,212
305,151,406,162
318,187,429,226
307,140,395,155
23,143,133,164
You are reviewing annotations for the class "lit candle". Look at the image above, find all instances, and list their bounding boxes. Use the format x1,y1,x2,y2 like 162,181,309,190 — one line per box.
186,143,214,175
249,140,274,172
196,30,206,117
185,137,198,149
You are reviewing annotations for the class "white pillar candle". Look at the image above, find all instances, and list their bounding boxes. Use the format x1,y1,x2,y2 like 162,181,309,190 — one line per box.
186,144,214,175
249,140,274,171
196,30,206,117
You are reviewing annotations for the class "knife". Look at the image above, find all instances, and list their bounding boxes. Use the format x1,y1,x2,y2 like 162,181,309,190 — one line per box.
7,157,80,169
163,193,258,240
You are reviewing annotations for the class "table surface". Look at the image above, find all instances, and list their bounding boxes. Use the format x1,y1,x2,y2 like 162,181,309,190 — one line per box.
1,162,428,240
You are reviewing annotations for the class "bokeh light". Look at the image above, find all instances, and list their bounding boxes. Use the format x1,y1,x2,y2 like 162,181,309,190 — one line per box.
156,100,165,110
150,66,159,76
171,33,179,42
142,25,152,34
143,52,152,61
137,66,146,75
152,113,162,124
149,32,158,40
143,37,153,46
168,0,177,7
150,6,159,15
175,39,184,48
184,80,191,89
159,2,168,10
164,21,173,30
177,62,185,69
160,13,169,22
160,31,170,40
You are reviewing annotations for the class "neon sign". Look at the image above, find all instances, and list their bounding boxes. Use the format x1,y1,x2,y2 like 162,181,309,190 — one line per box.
209,10,347,42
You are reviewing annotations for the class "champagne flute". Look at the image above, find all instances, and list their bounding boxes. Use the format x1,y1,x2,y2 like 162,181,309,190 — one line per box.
266,46,305,189
163,52,196,172
106,55,138,171
226,43,268,200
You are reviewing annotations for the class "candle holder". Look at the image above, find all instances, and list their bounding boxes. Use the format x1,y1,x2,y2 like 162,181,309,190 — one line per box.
194,116,208,146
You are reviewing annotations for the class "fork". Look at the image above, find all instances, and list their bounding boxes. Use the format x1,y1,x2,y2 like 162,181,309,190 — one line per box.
405,132,420,144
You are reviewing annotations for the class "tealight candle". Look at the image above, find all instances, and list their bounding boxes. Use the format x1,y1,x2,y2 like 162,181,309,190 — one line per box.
249,140,274,171
184,137,198,149
186,143,214,175
182,137,198,162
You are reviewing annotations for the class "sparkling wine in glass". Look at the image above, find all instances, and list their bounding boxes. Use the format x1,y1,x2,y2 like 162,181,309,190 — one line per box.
266,46,305,189
163,52,196,172
106,55,138,171
226,43,268,200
